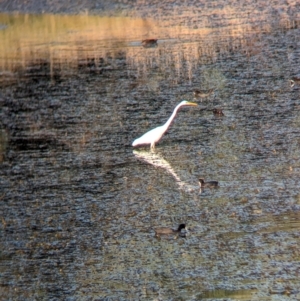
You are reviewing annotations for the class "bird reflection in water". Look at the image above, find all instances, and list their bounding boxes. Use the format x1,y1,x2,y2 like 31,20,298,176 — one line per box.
133,150,195,192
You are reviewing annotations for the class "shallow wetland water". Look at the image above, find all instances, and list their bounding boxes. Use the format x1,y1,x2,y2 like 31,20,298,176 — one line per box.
1,1,300,300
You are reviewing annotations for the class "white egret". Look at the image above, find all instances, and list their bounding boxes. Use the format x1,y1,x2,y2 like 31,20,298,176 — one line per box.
132,100,198,149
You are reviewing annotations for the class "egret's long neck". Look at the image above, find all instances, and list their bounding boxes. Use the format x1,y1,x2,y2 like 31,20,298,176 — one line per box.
161,103,182,132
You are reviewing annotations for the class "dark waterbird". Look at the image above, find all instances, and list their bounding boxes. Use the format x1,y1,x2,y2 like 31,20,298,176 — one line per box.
199,178,219,188
142,39,158,48
193,89,214,99
212,108,224,116
154,224,186,236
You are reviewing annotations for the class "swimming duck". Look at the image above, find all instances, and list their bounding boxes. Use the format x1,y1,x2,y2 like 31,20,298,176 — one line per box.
154,224,186,236
199,178,219,188
193,89,214,99
142,39,158,48
212,108,224,116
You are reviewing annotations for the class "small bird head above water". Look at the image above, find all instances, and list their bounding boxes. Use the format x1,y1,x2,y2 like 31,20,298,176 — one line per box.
199,178,219,188
212,108,224,116
154,223,186,236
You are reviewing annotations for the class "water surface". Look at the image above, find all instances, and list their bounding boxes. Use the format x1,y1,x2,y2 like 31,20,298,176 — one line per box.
1,4,300,300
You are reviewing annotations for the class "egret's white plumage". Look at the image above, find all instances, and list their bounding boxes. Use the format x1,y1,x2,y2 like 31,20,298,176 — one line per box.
132,100,197,149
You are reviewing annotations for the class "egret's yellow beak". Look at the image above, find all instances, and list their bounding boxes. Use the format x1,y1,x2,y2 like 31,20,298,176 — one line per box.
186,102,198,106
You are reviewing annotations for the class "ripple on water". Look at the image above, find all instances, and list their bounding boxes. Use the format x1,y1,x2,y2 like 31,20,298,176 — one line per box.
1,5,300,300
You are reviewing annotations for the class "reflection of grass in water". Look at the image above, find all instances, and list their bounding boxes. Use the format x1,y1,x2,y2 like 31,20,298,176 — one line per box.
0,9,278,75
0,7,296,86
201,68,227,90
0,12,225,73
0,129,8,162
0,7,297,82
145,74,164,92
0,13,156,71
0,13,156,42
201,288,256,300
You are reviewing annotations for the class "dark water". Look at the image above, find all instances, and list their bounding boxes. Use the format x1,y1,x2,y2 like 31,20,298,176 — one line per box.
1,6,300,301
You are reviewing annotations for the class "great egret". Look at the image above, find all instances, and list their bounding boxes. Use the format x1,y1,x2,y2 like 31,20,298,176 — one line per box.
132,100,198,149
154,224,186,236
199,178,219,188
